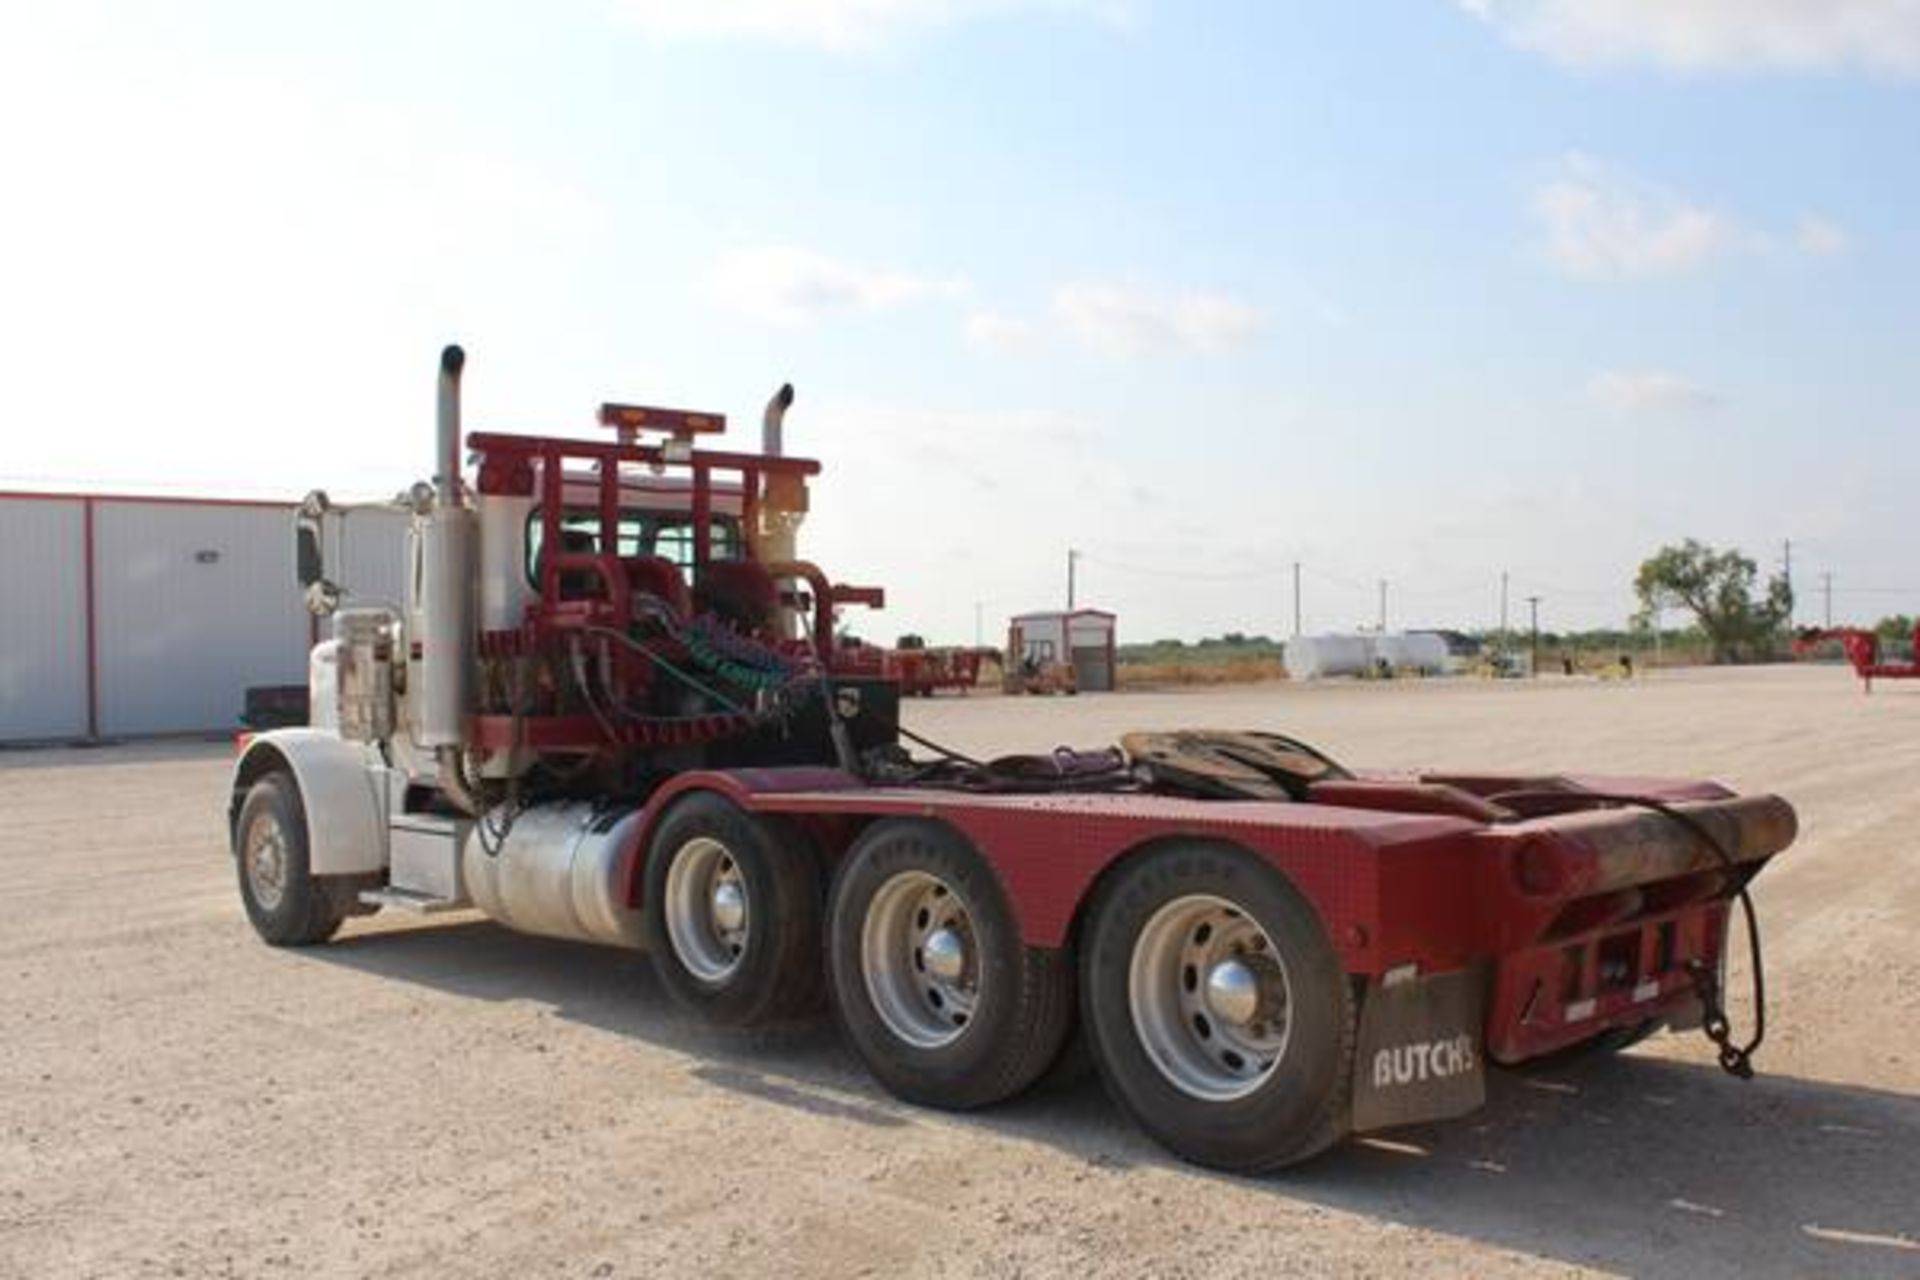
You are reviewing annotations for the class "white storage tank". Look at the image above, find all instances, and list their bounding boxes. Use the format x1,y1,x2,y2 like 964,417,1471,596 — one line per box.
1284,631,1451,680
1373,631,1449,675
1283,633,1372,680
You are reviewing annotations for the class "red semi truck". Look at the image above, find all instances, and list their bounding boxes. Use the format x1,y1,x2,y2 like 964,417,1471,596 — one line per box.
229,347,1794,1171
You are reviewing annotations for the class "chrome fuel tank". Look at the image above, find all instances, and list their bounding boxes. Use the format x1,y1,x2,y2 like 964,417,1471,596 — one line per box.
462,802,646,949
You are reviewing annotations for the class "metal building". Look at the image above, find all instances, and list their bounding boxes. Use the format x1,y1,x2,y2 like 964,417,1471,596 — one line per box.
0,492,406,743
1009,608,1118,692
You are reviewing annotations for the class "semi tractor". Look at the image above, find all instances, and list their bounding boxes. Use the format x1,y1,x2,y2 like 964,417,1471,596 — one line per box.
229,346,1796,1171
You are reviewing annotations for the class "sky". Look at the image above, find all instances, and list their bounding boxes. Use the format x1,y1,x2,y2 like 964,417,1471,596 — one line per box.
2,0,1917,642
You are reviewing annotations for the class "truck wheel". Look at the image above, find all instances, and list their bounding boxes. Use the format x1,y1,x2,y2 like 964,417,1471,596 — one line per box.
643,793,824,1026
1522,1019,1658,1071
1081,842,1355,1172
234,772,344,947
827,820,1072,1110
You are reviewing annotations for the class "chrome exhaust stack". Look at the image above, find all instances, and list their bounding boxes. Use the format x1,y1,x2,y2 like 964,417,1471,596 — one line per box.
435,344,466,507
762,381,793,458
416,344,476,755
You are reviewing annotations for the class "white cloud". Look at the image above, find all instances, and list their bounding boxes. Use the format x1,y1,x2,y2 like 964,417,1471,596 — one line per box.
963,311,1044,356
1529,156,1851,279
1588,370,1723,412
1459,0,1920,76
614,0,1134,52
706,245,966,325
0,20,613,496
1054,283,1263,358
1531,155,1738,279
1797,214,1852,256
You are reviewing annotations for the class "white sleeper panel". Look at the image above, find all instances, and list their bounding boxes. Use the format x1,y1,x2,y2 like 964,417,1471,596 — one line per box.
0,498,88,741
332,507,410,615
94,502,309,735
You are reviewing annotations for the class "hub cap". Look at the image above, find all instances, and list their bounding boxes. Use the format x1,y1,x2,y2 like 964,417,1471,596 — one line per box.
243,811,289,912
1128,894,1292,1101
711,881,747,933
861,871,980,1049
663,837,750,984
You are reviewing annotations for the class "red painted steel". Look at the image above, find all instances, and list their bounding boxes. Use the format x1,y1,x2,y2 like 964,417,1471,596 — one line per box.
1795,626,1920,690
449,400,1798,1077
1484,902,1722,1061
607,764,1794,1065
883,646,999,696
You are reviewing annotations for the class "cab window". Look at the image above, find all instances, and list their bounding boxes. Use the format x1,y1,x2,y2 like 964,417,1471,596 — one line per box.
526,508,743,586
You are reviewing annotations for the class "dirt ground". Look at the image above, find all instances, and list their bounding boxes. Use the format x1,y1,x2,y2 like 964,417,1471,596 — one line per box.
3,665,1917,1279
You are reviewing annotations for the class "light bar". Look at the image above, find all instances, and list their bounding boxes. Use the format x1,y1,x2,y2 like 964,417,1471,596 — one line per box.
597,402,727,441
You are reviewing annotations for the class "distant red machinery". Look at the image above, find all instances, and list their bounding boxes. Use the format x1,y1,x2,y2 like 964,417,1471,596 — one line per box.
883,645,1001,697
1794,626,1920,691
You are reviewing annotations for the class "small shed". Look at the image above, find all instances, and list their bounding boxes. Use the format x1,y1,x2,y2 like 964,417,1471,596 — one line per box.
1009,609,1117,692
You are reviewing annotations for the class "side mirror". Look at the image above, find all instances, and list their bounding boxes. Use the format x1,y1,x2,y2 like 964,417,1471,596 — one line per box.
304,579,343,617
295,521,324,587
294,490,341,615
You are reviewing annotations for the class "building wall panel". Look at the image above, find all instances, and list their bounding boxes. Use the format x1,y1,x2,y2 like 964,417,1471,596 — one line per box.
0,498,88,741
94,502,308,735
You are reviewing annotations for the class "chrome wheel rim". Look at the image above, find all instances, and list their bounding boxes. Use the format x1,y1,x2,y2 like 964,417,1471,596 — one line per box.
861,871,980,1049
1128,893,1292,1101
663,837,750,984
243,811,289,912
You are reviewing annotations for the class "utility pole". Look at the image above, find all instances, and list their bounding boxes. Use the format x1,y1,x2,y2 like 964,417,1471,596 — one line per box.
1292,561,1302,637
1822,572,1833,629
1526,595,1541,677
1500,571,1509,652
1066,548,1078,611
1378,579,1388,632
1783,538,1794,630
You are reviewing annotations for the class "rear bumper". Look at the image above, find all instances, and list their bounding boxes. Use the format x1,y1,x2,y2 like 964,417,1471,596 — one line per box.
1485,900,1718,1062
1472,792,1792,1064
1362,786,1791,1068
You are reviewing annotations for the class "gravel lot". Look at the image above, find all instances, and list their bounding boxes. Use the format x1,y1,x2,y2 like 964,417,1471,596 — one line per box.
4,665,1917,1278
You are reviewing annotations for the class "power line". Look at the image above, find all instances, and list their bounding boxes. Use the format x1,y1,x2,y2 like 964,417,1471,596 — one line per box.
1075,551,1297,583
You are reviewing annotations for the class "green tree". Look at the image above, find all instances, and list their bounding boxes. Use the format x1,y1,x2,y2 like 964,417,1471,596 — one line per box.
1876,614,1916,640
1634,540,1792,664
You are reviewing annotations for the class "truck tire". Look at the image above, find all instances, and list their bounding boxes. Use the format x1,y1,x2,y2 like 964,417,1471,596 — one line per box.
827,819,1073,1110
233,772,345,947
642,793,825,1026
1521,1019,1658,1072
1080,841,1355,1172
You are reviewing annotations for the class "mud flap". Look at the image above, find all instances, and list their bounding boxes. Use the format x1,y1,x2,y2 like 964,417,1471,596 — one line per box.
1351,967,1488,1132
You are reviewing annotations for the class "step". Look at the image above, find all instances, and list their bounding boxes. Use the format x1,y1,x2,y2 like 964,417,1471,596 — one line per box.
358,886,467,914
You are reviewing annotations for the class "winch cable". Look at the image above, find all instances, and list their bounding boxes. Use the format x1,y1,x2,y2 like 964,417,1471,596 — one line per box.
598,616,858,774
894,723,988,769
1587,793,1766,1080
472,653,533,859
582,624,757,718
884,724,1138,794
798,634,863,779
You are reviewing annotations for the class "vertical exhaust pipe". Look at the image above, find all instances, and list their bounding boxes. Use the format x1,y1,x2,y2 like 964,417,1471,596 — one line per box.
762,382,794,457
436,344,466,506
420,343,476,756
